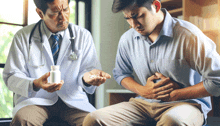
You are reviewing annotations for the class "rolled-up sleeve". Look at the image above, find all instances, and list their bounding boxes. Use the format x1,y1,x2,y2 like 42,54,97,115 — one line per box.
186,33,220,96
202,50,220,96
113,37,134,85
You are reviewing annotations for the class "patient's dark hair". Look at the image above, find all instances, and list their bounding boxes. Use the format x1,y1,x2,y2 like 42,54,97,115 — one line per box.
34,0,70,14
112,0,161,13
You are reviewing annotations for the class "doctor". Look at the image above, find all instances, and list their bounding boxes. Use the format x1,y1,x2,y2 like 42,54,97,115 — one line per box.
3,0,111,125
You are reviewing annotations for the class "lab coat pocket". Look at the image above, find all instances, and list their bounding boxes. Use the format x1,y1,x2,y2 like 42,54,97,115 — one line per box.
28,49,45,68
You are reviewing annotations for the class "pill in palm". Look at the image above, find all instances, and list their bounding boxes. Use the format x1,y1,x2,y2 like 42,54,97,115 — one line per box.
89,75,97,78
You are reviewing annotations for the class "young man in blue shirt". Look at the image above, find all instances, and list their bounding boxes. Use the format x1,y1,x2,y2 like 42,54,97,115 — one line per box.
83,0,220,126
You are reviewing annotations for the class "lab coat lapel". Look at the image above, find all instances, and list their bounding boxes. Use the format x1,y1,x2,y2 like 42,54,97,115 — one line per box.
57,28,71,65
32,28,54,65
42,34,54,65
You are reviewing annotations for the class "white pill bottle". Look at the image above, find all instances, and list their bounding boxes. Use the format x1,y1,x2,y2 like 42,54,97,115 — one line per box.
50,65,61,83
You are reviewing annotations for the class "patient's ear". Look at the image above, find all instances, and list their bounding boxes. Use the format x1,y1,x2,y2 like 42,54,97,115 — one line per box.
152,0,161,13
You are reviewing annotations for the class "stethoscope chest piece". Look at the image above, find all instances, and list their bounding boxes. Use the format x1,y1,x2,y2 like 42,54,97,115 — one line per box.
69,52,78,60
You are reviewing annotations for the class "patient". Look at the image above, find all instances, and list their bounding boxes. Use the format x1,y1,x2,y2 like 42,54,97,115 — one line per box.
83,0,220,125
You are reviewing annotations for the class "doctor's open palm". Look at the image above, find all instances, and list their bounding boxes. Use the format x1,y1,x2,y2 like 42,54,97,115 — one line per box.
83,69,111,86
33,72,64,92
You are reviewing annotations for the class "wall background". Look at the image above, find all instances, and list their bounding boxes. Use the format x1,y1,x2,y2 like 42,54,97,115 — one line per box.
91,0,130,108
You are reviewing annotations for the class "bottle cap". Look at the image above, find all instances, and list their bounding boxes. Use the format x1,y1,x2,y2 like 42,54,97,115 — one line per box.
51,65,60,71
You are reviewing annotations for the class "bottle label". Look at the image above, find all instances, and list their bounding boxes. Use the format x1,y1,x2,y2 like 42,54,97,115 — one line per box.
50,65,61,83
50,71,61,83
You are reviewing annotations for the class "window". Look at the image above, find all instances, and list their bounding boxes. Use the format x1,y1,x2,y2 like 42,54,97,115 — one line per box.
0,0,91,120
0,0,26,119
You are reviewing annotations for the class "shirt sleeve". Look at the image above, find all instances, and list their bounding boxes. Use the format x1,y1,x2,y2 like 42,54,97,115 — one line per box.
185,32,220,96
3,32,38,98
77,30,101,94
113,36,134,85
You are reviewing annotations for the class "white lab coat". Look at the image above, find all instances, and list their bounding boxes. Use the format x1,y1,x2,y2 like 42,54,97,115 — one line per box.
3,22,101,117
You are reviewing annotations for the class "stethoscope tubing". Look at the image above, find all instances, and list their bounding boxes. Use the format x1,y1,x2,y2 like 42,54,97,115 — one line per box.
29,20,74,47
28,20,77,68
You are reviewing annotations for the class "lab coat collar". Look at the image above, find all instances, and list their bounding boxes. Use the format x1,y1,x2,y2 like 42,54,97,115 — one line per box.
31,21,72,66
41,21,65,39
31,21,53,65
56,27,72,65
41,20,70,65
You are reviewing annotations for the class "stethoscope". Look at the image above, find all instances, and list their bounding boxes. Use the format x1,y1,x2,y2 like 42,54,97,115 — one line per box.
28,20,78,68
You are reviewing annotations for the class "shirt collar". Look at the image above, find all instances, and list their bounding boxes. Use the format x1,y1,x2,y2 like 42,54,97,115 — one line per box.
42,21,64,39
134,8,175,40
159,9,174,38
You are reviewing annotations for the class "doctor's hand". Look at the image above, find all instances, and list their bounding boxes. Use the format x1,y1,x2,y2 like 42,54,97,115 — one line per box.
83,69,111,86
33,72,64,92
136,72,180,100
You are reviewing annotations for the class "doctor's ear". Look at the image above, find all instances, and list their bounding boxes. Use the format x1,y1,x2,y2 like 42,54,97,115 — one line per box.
36,8,44,19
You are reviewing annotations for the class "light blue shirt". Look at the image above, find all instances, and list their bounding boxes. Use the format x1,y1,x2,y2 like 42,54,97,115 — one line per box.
113,9,220,121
